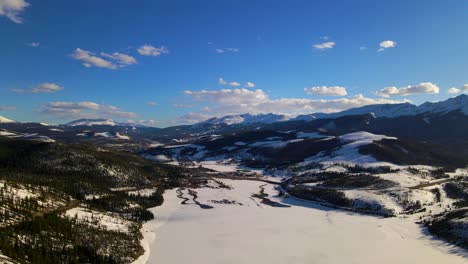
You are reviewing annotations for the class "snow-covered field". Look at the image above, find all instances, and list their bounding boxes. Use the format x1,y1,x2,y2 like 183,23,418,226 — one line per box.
133,179,467,264
65,206,132,233
0,254,15,264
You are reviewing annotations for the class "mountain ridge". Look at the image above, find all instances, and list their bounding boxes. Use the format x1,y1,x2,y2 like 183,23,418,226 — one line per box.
2,95,467,128
198,94,468,125
0,116,15,123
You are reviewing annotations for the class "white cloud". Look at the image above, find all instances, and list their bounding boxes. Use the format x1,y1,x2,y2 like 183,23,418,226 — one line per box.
180,88,407,123
11,83,63,94
184,88,269,106
378,40,397,52
71,48,137,69
305,86,347,96
147,102,158,106
31,83,63,93
177,112,212,124
447,84,468,94
215,48,239,53
11,88,25,94
313,41,335,50
72,48,117,69
218,78,227,85
137,45,169,56
173,103,193,108
28,42,39,47
246,82,255,88
218,77,241,87
448,87,460,94
41,101,137,120
101,52,137,65
126,119,158,127
376,82,439,97
0,0,29,23
359,46,367,51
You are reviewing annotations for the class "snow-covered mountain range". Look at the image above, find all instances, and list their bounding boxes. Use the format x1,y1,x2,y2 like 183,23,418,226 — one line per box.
294,94,468,121
0,95,467,254
1,95,466,128
198,113,291,126
65,118,119,126
195,94,468,125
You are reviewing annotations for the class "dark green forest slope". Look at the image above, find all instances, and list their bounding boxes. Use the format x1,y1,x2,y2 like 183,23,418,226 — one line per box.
0,138,189,263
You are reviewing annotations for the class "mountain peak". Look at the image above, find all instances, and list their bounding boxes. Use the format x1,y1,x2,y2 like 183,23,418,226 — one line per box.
294,102,418,121
0,115,15,123
198,113,291,126
65,118,116,126
418,94,468,115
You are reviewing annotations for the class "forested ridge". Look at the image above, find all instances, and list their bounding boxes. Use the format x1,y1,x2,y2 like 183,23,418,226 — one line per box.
0,138,189,263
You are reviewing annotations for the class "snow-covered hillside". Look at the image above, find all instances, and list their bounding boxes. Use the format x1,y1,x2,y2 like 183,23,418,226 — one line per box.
195,94,468,126
306,131,396,164
302,95,468,119
314,103,417,119
418,94,468,115
65,118,117,126
0,115,14,123
198,113,291,125
0,130,55,142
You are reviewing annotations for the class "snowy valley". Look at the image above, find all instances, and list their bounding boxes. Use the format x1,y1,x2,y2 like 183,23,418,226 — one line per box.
0,95,467,263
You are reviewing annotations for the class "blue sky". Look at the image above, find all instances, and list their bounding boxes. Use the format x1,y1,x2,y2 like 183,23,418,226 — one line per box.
1,0,467,126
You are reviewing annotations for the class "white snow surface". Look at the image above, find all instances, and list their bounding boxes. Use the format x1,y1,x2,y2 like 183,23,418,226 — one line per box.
196,160,240,172
306,131,396,164
0,130,17,136
142,154,171,162
198,113,291,126
417,94,468,115
193,95,467,127
338,131,396,144
128,188,158,197
0,116,14,123
0,132,55,143
133,179,467,264
95,132,130,140
0,254,15,264
65,207,131,233
66,118,117,126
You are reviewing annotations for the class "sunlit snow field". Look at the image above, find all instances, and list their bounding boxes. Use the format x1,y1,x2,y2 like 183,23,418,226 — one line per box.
134,179,467,264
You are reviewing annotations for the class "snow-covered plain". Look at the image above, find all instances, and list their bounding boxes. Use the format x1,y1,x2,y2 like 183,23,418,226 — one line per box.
133,179,467,264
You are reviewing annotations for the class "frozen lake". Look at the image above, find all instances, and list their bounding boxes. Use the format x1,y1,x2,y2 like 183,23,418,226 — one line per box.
133,179,467,264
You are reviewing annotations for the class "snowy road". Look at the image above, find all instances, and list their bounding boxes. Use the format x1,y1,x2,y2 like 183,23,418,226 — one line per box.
133,179,467,264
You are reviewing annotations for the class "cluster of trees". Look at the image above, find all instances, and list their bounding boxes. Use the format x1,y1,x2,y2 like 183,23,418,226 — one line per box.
443,178,468,208
286,185,352,207
0,212,133,263
0,138,191,263
425,208,468,249
320,174,396,189
0,185,41,227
